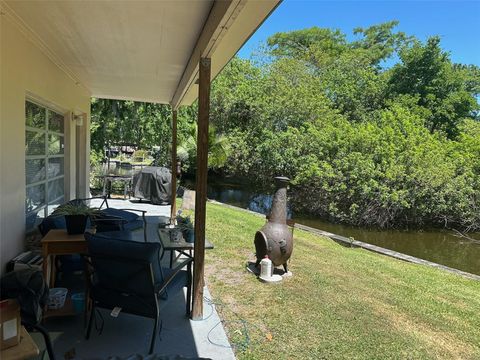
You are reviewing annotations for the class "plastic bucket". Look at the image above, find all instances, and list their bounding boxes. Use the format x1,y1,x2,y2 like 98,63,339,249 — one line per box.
48,288,68,309
71,292,85,314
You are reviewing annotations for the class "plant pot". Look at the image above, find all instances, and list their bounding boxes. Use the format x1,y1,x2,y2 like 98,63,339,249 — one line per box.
183,229,194,243
65,215,88,235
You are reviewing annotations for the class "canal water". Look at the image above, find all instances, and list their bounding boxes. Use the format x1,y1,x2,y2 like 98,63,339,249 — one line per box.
184,177,480,276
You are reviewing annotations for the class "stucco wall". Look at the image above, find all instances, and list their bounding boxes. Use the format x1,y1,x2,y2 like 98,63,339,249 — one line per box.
0,10,91,273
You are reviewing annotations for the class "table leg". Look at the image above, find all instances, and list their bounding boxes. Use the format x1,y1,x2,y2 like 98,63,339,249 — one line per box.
49,255,56,288
186,261,192,316
42,245,49,284
102,178,107,197
84,286,90,328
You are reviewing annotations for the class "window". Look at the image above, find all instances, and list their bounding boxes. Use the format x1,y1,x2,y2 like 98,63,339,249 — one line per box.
25,100,65,230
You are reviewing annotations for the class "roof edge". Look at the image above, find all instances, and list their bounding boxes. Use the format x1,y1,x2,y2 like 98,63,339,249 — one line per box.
171,0,281,109
170,0,243,110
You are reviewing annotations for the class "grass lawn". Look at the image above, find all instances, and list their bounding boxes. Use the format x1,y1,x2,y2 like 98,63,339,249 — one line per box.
201,202,480,360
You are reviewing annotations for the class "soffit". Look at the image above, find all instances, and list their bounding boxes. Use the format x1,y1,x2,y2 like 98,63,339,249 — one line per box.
3,0,280,106
4,0,212,104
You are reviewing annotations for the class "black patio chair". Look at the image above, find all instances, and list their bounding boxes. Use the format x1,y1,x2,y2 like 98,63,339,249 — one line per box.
83,232,192,354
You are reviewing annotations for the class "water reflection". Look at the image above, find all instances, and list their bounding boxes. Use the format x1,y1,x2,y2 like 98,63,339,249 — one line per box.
298,216,480,276
185,177,480,276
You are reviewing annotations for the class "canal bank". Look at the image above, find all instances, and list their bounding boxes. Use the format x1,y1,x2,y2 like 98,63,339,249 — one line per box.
209,199,480,281
182,176,480,276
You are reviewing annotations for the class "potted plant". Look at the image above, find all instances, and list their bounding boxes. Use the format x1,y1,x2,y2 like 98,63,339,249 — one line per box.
51,203,101,235
174,211,194,243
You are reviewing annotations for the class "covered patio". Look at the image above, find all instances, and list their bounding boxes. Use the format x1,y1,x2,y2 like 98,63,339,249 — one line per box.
0,0,280,357
40,198,235,359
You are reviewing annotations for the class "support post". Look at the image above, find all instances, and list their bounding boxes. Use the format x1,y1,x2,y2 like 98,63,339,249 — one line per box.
192,58,211,320
170,109,178,224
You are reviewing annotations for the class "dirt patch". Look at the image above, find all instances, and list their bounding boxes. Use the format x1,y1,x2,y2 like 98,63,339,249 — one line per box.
205,259,247,287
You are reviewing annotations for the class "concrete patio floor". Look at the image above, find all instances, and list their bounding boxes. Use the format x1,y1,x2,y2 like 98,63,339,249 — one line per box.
44,198,234,360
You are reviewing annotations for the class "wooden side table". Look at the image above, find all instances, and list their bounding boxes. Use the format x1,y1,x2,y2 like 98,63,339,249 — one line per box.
0,326,39,360
41,229,88,319
41,229,88,288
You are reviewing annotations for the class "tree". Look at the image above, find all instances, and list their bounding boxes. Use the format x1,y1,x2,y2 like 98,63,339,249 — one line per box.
210,58,261,133
266,27,348,66
211,24,480,230
267,21,411,69
177,124,230,172
263,22,411,123
90,99,172,163
387,36,479,138
352,20,412,67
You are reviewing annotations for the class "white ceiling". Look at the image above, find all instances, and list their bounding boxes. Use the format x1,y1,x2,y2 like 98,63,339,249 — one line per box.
4,0,280,106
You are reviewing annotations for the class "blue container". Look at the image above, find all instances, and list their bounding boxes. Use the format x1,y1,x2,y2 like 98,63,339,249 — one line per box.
183,229,195,243
71,292,85,314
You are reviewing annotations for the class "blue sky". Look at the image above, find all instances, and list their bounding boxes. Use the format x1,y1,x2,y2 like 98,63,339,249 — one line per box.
238,0,480,66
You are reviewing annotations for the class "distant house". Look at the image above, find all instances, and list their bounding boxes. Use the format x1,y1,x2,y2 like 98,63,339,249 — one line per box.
106,145,137,158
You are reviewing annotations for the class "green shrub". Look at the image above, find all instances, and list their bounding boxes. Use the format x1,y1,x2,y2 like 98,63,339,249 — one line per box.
225,104,480,231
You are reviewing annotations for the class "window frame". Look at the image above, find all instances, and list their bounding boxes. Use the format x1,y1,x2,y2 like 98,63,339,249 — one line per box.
25,99,66,230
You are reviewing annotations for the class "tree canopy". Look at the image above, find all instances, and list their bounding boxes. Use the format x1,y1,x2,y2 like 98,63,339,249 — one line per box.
208,22,480,230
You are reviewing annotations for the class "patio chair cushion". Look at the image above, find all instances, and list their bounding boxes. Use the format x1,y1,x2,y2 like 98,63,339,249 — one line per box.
100,208,139,222
38,214,92,236
123,219,144,231
94,208,144,232
38,215,66,236
91,217,127,233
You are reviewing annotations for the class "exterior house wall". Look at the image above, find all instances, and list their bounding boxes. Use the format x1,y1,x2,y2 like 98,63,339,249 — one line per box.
0,11,91,273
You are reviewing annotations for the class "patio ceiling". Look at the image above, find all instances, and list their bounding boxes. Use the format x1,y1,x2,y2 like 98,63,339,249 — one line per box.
2,0,280,108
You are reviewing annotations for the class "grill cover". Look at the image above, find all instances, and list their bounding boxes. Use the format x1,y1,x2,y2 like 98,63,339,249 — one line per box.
132,166,172,205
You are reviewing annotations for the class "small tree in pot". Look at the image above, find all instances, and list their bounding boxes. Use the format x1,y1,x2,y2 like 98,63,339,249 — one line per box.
51,203,102,235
